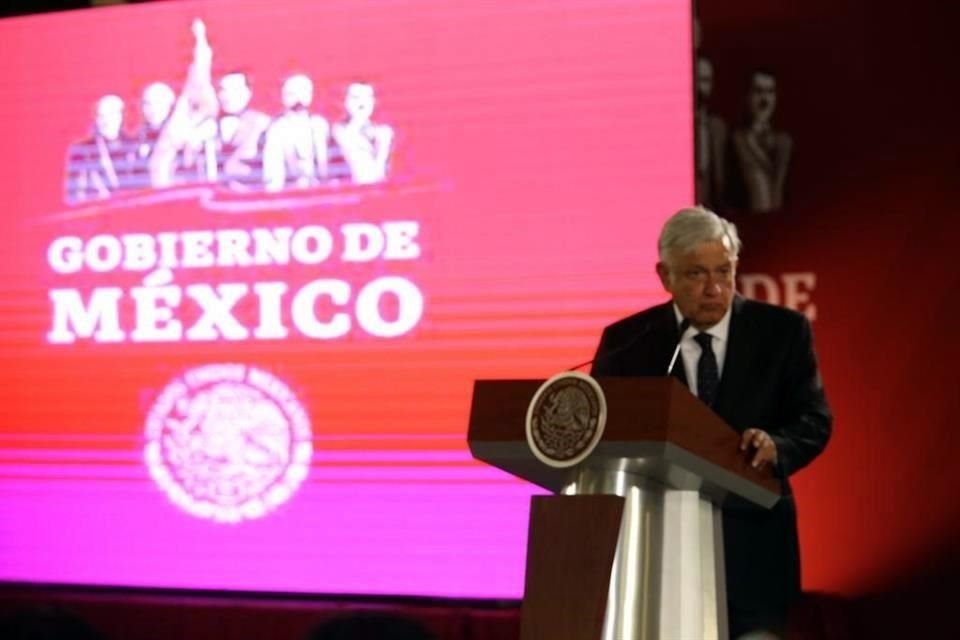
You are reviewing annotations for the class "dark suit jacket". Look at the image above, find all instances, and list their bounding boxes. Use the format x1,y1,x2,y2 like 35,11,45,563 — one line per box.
591,295,832,623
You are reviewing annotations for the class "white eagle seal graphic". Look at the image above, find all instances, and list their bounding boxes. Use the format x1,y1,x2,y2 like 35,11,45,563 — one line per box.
144,363,312,523
525,371,607,468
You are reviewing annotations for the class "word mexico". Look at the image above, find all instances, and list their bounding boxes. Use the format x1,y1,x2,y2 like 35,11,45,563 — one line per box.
46,221,425,344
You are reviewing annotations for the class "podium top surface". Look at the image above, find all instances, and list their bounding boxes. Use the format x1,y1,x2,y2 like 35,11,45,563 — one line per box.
468,376,780,508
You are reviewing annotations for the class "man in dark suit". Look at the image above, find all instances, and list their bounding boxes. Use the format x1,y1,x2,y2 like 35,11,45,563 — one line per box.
591,206,832,640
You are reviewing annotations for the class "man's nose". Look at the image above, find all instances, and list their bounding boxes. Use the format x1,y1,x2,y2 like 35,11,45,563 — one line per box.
703,280,722,296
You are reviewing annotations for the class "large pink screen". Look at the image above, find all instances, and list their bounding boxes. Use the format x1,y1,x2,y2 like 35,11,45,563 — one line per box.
0,0,692,598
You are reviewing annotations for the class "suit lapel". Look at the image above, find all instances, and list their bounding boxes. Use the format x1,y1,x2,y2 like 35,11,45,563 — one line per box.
657,303,689,386
713,296,752,427
669,322,689,388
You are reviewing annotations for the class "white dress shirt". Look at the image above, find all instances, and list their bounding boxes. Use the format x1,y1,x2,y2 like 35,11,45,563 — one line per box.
672,304,733,397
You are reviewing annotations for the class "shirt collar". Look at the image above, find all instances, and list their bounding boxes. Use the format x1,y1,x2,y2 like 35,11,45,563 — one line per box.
671,303,733,343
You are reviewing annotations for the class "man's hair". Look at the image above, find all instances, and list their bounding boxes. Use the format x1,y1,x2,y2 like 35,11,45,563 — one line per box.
142,82,175,103
220,70,251,86
658,206,741,264
751,67,777,82
96,94,124,112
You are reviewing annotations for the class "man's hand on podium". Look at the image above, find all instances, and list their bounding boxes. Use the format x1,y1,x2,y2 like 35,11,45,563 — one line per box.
741,428,778,471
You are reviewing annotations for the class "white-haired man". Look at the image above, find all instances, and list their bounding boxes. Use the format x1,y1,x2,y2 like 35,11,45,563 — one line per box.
591,206,832,639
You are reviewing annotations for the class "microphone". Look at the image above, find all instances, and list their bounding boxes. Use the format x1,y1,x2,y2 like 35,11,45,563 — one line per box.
567,321,656,373
665,318,692,375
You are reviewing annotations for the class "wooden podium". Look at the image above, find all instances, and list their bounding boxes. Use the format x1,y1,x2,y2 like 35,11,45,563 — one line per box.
468,376,779,640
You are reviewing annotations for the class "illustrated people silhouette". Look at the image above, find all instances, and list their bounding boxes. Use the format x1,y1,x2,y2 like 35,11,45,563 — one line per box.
728,70,793,212
331,82,394,185
64,94,135,203
262,74,330,192
695,56,728,210
148,19,220,188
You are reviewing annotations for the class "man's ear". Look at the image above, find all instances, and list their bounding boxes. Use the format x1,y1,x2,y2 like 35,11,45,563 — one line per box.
655,262,672,293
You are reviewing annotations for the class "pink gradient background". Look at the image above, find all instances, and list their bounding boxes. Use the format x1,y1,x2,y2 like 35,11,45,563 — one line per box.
0,0,692,597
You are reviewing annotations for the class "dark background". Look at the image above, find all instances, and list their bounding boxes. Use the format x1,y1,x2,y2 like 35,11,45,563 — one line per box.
698,0,958,635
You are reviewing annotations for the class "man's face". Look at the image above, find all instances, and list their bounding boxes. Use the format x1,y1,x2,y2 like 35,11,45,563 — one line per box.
95,95,124,140
281,75,313,111
656,238,737,330
344,83,375,122
218,73,252,115
141,83,175,128
749,73,777,121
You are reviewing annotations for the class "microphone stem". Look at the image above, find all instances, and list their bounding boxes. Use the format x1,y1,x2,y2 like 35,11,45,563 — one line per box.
666,318,691,375
666,344,682,376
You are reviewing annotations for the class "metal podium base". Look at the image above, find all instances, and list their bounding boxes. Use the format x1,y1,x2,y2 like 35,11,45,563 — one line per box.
562,466,729,640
